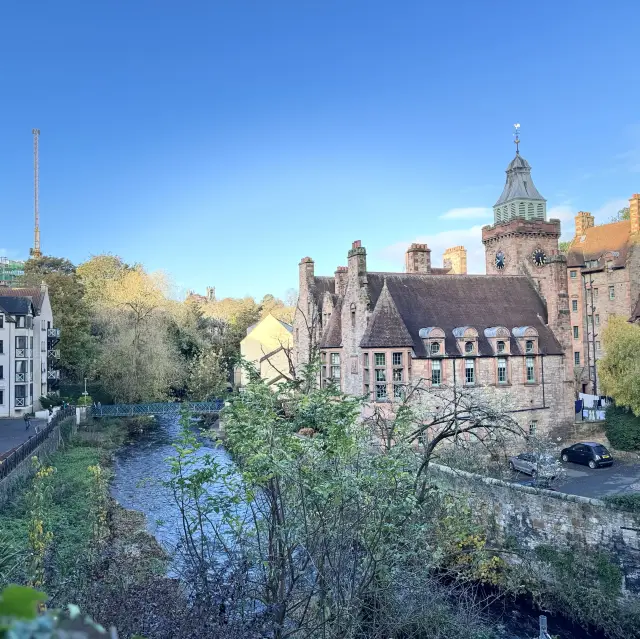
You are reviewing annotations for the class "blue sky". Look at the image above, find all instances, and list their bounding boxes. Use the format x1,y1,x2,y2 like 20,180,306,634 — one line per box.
1,1,639,300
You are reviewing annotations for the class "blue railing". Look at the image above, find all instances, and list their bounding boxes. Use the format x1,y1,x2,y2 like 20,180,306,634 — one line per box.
89,401,224,418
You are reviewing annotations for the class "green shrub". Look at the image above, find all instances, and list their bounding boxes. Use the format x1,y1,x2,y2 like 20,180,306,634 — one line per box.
604,493,640,512
604,405,640,451
76,395,93,407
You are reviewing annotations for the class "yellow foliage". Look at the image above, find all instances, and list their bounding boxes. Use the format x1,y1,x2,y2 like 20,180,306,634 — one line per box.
598,316,640,416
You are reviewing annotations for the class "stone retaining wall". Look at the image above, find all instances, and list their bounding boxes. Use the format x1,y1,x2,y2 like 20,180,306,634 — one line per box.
429,463,640,593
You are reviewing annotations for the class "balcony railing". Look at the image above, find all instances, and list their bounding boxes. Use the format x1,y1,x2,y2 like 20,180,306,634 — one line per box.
47,349,60,359
14,372,32,382
14,398,25,407
15,348,32,358
47,328,61,339
47,370,60,380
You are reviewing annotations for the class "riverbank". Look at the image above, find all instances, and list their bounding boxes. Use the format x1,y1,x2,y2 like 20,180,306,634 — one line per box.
0,415,186,637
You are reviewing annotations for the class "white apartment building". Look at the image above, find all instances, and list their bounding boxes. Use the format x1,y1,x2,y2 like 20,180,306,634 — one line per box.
0,284,60,418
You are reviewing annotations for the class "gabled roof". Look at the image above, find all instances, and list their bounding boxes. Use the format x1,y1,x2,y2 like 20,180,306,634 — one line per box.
319,298,343,348
0,286,45,312
494,153,546,206
364,273,563,357
0,296,35,315
566,220,632,268
360,279,413,348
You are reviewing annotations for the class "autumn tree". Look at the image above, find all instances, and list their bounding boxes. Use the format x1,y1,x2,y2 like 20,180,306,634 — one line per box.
598,316,640,415
610,207,631,222
19,255,95,381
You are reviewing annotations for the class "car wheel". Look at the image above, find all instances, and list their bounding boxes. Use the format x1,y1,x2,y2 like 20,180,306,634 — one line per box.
562,454,569,462
588,460,597,469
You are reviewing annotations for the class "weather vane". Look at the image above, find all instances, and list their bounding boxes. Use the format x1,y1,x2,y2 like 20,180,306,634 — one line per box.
513,123,521,154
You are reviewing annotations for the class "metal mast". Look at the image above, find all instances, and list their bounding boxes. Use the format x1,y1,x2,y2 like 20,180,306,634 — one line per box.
30,128,42,258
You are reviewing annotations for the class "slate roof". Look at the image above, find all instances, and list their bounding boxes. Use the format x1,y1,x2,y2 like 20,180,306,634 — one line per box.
566,221,632,269
0,296,34,315
312,276,336,310
494,153,546,206
362,273,563,357
360,280,413,348
319,298,343,348
0,286,45,312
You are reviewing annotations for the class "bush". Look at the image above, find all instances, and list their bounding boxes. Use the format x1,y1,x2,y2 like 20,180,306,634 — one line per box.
604,405,640,451
39,393,65,410
604,493,640,513
76,395,93,407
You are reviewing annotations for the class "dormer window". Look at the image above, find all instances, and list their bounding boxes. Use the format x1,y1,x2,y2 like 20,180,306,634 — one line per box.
497,340,505,353
430,342,440,355
525,340,534,353
419,327,445,358
453,326,479,357
464,341,474,354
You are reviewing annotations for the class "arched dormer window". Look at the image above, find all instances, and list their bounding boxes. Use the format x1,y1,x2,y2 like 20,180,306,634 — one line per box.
484,326,510,355
453,326,479,356
419,327,445,358
512,326,539,354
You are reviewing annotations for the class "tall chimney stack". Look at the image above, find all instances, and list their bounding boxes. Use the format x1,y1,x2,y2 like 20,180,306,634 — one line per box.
405,243,431,274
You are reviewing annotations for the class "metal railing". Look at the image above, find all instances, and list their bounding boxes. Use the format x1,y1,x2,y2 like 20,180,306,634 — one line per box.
47,349,60,359
90,400,224,417
14,398,25,407
47,328,61,339
0,406,75,481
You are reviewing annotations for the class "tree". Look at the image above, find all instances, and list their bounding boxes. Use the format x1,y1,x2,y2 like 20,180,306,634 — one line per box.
559,240,572,253
76,254,132,307
610,207,630,223
186,348,228,400
598,316,640,415
19,255,95,381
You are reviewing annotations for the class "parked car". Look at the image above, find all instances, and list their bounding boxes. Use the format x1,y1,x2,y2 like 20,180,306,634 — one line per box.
508,452,557,478
560,442,613,469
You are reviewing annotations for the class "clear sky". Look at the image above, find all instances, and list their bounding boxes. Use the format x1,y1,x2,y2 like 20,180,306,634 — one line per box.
1,1,639,299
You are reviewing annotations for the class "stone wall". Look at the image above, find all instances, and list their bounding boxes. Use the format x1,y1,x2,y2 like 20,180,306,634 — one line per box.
429,463,640,593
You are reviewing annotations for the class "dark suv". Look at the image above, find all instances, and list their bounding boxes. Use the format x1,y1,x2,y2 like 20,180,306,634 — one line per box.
560,442,613,469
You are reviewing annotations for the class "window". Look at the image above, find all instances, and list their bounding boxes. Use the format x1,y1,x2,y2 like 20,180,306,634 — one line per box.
572,299,578,312
529,421,538,436
593,288,599,299
431,360,441,386
609,285,615,300
525,340,534,353
0,390,3,405
375,368,387,400
375,353,386,367
574,351,580,365
464,341,474,353
595,314,600,326
497,340,505,353
0,339,3,354
430,342,440,355
596,341,601,351
330,353,340,380
15,385,26,399
15,336,27,351
497,357,507,384
393,369,404,398
350,304,356,328
465,359,475,384
570,270,577,279
392,352,402,366
526,356,535,382
0,315,3,327
363,353,369,367
573,326,579,339
15,316,25,328
0,365,3,379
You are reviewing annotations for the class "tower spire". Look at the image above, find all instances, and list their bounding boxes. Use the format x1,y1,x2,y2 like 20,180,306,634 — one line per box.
513,123,521,154
30,128,42,258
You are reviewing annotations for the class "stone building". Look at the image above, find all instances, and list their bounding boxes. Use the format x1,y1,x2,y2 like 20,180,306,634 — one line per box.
565,195,640,393
293,148,574,435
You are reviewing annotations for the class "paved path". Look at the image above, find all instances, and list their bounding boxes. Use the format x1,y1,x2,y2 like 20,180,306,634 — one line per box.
0,418,48,458
554,461,640,498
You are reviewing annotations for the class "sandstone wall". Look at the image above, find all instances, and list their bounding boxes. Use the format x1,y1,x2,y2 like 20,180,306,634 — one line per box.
429,463,640,593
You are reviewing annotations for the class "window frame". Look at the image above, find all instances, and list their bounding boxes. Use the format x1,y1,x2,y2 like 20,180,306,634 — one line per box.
571,299,578,312
464,358,475,385
573,325,579,339
431,359,441,386
574,351,581,366
525,356,536,383
497,357,507,384
609,285,615,300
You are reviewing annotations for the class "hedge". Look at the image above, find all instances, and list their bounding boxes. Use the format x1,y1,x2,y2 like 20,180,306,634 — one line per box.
604,405,640,451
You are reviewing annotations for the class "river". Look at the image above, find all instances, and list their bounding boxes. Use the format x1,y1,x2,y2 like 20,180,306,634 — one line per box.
110,415,599,639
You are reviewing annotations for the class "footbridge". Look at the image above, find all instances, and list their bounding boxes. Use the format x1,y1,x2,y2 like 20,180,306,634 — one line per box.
89,401,224,418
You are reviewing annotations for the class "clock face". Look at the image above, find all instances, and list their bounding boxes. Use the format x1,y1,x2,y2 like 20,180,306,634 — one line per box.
532,248,547,267
495,250,506,270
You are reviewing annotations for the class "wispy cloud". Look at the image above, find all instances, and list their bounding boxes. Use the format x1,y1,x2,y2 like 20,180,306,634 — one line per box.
438,207,492,220
378,225,488,274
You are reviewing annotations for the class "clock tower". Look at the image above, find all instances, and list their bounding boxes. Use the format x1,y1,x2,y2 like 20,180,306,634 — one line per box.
482,133,572,364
